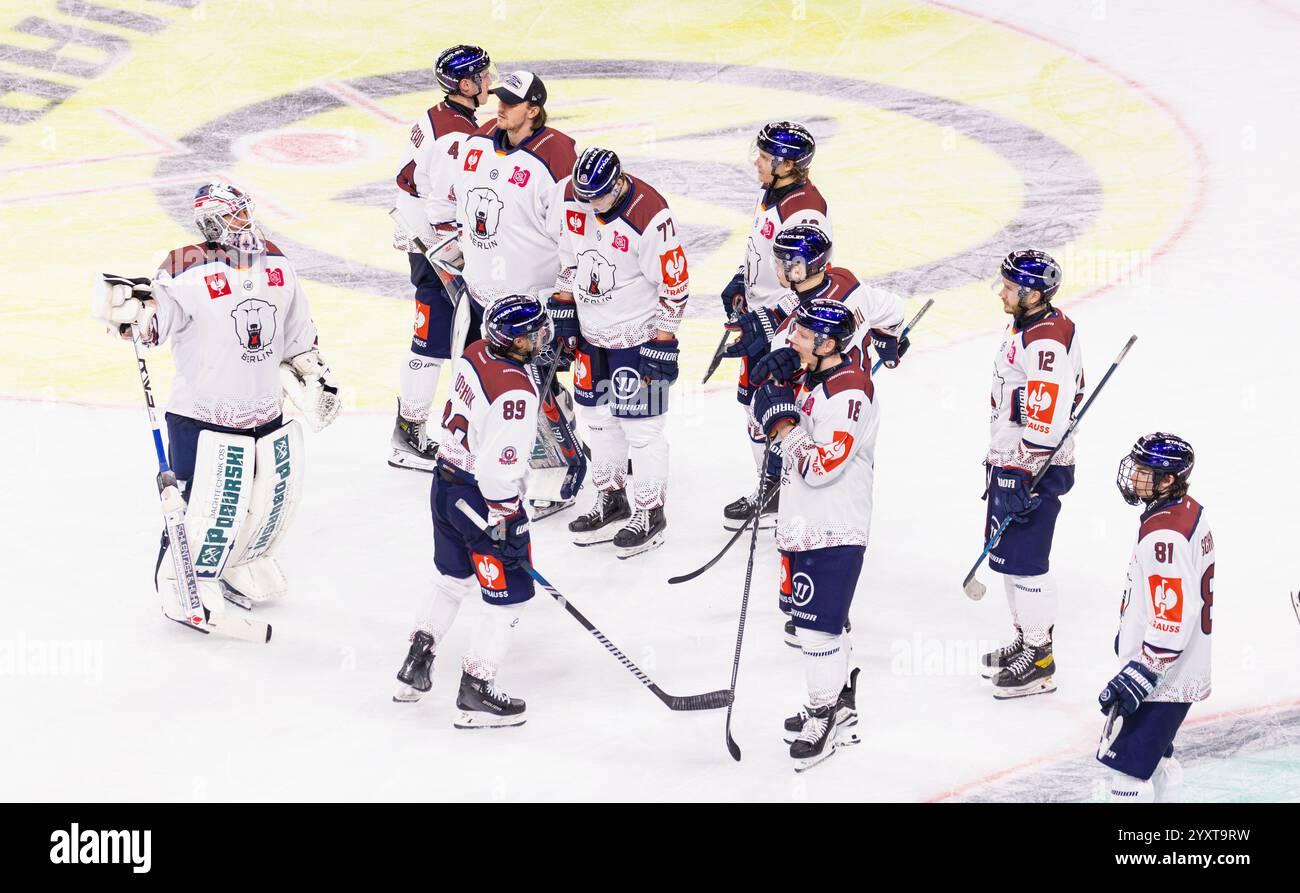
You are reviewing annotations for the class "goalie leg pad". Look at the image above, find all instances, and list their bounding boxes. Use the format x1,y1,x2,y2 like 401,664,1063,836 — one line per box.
186,428,258,582
222,420,306,603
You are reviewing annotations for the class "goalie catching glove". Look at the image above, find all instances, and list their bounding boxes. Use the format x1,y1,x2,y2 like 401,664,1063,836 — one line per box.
280,350,342,432
91,273,157,341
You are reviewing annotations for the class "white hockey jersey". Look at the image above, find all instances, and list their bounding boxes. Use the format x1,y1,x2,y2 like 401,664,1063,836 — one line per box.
741,179,831,310
988,308,1085,472
775,360,880,552
557,174,690,348
769,268,906,371
437,340,539,521
451,122,576,307
1115,496,1215,702
148,242,318,429
394,99,481,246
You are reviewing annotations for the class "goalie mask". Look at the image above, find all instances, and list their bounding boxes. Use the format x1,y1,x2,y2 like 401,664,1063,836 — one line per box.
194,182,266,254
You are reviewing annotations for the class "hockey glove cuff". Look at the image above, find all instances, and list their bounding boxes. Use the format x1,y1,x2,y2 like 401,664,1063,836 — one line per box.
1098,660,1158,716
753,380,800,440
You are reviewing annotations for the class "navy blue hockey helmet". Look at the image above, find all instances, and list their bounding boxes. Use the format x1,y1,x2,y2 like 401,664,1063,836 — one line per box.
484,293,554,364
755,121,816,175
1000,249,1062,301
1116,432,1195,506
792,298,857,353
435,45,492,95
572,147,622,204
772,223,832,284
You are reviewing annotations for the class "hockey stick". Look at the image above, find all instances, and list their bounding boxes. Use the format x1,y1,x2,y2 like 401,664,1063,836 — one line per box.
963,335,1138,601
723,471,769,761
388,208,473,364
872,299,934,374
1292,590,1300,625
1097,704,1122,760
455,499,732,711
670,300,936,585
128,320,271,643
702,315,737,384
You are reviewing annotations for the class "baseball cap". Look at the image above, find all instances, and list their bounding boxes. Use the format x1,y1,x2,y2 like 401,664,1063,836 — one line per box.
490,70,547,105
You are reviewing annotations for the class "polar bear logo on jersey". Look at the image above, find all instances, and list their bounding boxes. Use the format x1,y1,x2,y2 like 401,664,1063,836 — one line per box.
745,236,761,290
231,298,277,352
576,249,616,302
466,187,504,239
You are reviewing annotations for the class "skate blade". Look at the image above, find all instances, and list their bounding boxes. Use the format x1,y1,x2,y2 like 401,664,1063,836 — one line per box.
528,499,574,520
992,678,1057,700
453,711,526,729
221,588,255,611
392,683,425,703
793,740,840,773
615,531,666,560
722,514,777,532
388,449,437,472
572,528,621,546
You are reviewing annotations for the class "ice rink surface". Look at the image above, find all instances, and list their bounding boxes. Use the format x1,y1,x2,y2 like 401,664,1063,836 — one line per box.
2,0,1298,801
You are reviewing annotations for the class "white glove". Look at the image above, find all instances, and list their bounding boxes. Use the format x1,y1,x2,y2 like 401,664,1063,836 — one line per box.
280,349,342,433
430,221,463,269
91,273,156,341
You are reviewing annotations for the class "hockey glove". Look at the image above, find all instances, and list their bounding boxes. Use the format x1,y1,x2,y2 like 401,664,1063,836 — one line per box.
720,269,747,317
639,337,680,385
752,380,800,440
748,346,803,387
1098,660,1158,716
547,293,579,358
486,509,531,569
1009,387,1027,424
92,273,156,341
870,329,910,369
989,466,1041,523
281,350,342,433
723,307,784,361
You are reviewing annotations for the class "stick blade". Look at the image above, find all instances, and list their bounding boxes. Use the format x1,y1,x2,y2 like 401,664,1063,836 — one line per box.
726,731,741,762
669,689,733,711
963,576,987,601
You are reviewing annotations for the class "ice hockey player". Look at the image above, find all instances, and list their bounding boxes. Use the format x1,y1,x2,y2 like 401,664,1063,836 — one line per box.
389,44,494,472
979,250,1085,699
743,224,905,646
1097,433,1212,803
750,298,879,771
91,182,341,626
392,294,554,728
716,122,832,531
549,147,689,558
724,223,907,532
451,70,575,308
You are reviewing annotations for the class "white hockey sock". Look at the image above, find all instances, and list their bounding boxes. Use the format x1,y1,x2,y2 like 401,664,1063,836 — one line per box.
1011,573,1057,647
578,403,629,492
1001,574,1020,630
1151,756,1184,803
462,602,526,682
398,354,443,422
799,628,846,708
415,574,475,646
625,415,668,510
1107,769,1154,803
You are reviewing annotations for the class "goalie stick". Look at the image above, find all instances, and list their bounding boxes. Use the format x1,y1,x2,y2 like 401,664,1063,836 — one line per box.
963,335,1137,601
388,207,473,364
669,299,936,585
455,499,731,711
123,304,270,644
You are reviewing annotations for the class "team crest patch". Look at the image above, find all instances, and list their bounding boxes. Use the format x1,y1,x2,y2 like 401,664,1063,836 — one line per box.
204,272,231,299
1148,575,1184,623
473,552,507,592
500,446,518,465
566,209,586,235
